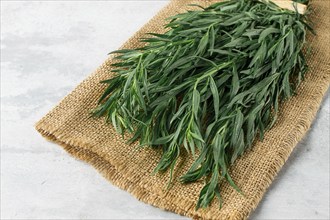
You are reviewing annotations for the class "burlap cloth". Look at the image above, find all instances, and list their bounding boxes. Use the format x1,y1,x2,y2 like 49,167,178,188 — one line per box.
35,0,330,219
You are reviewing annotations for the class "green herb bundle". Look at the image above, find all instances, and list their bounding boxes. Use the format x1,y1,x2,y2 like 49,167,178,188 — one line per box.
93,0,311,209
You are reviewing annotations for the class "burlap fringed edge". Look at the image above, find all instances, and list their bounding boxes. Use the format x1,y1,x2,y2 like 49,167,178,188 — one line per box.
35,0,330,219
35,126,199,219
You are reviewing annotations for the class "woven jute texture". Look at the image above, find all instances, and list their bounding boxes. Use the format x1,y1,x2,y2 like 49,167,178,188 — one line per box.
36,0,330,219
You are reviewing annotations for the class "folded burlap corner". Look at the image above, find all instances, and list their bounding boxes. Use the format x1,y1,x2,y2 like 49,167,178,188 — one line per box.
35,0,330,219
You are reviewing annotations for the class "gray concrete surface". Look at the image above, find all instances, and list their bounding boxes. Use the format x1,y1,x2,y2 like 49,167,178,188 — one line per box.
1,1,329,219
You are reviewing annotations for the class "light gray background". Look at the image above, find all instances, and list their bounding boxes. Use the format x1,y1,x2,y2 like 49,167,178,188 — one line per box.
1,1,329,219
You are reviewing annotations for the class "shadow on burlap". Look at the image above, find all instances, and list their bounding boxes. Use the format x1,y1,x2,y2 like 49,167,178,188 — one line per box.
36,0,330,219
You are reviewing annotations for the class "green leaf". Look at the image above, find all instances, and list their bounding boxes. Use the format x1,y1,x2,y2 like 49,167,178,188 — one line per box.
209,76,220,119
225,173,242,194
196,32,209,55
258,27,280,43
276,39,285,66
231,64,239,98
232,109,244,145
209,49,235,56
170,103,188,124
190,131,205,143
209,26,215,55
192,89,200,119
152,134,174,145
288,30,295,57
222,37,246,48
108,49,135,55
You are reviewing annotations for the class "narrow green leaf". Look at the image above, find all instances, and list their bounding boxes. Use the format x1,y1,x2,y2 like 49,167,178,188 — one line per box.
192,89,200,119
209,76,220,119
152,134,174,145
258,27,280,43
209,26,215,55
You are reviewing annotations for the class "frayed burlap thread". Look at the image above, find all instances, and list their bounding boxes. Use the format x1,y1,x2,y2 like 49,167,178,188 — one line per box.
36,0,330,219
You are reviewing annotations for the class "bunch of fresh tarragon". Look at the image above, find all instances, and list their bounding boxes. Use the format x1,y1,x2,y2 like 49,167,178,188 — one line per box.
93,0,311,209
